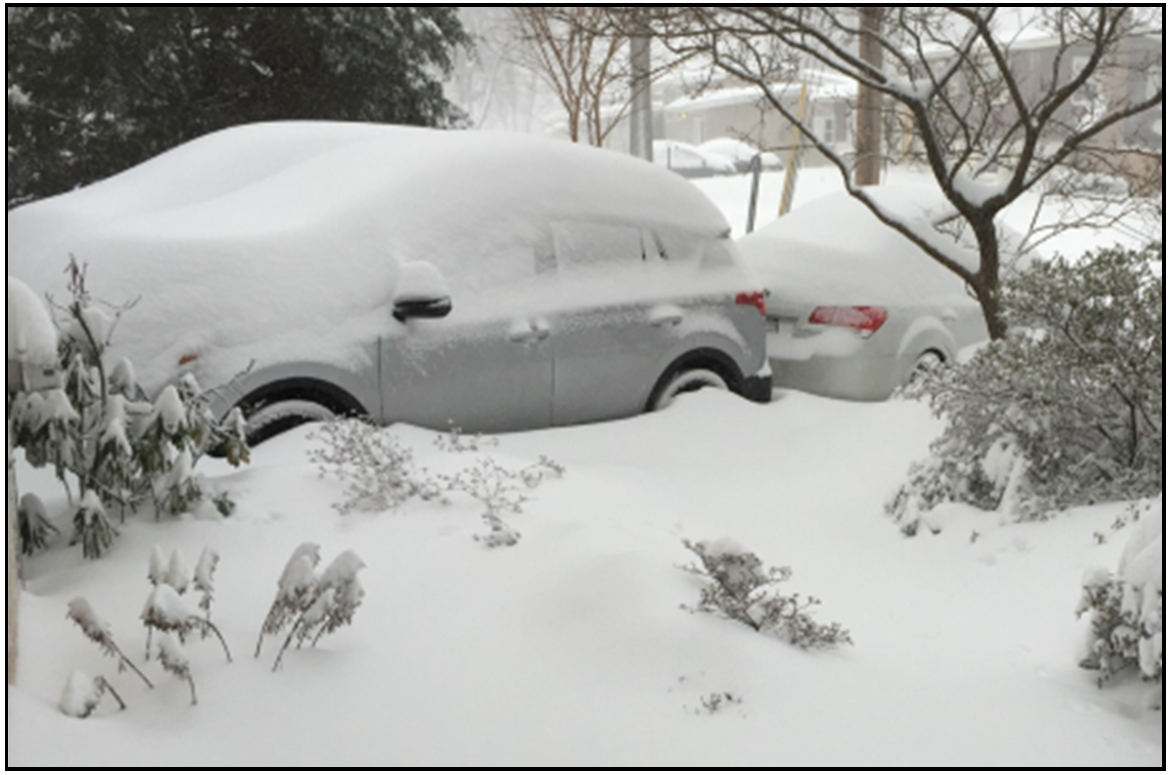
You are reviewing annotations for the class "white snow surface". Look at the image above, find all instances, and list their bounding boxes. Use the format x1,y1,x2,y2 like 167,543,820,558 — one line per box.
7,122,729,393
8,390,1162,768
7,277,58,365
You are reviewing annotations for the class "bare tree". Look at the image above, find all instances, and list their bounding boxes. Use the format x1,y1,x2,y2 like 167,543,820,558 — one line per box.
600,7,1164,339
509,7,636,146
855,6,886,186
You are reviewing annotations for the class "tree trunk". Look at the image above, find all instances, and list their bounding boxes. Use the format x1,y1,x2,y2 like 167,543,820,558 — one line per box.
972,216,1008,341
854,7,885,187
7,419,18,685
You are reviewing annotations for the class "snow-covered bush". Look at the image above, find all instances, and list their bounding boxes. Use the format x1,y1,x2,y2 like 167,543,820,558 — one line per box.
59,671,125,718
66,597,153,689
255,544,367,671
1077,499,1163,700
141,582,232,664
17,492,58,554
890,246,1163,529
9,262,249,558
311,419,564,548
309,420,444,514
681,539,852,649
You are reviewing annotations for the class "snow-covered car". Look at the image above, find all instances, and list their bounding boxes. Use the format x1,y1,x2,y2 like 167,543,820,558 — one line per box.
653,139,738,178
697,138,783,173
737,189,992,401
8,122,771,443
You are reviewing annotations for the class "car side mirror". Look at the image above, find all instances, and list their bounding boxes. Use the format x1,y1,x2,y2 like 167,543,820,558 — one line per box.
393,262,453,322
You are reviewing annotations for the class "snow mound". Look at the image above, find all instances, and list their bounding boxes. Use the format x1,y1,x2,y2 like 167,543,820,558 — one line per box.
8,122,731,393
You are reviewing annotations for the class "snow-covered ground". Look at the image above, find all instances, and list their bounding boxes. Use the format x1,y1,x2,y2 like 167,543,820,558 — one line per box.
8,160,1162,768
8,388,1163,768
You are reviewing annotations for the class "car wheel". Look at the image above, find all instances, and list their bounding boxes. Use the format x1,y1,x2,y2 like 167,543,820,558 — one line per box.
648,367,729,411
243,398,336,447
905,351,945,387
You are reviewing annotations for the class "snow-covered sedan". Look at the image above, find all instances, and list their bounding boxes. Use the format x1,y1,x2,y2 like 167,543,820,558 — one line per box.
737,188,992,401
8,122,771,443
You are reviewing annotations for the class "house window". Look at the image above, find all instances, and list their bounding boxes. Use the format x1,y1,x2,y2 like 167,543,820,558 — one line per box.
819,116,835,145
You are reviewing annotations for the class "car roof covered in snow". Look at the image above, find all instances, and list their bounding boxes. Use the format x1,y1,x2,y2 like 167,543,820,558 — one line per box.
737,187,983,307
7,122,732,391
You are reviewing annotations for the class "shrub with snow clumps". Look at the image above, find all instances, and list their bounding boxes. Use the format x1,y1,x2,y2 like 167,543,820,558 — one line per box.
1077,498,1163,702
890,246,1163,529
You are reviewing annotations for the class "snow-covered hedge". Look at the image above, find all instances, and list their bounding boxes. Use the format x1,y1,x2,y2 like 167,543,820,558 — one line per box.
1077,498,1163,698
9,264,248,558
889,245,1163,527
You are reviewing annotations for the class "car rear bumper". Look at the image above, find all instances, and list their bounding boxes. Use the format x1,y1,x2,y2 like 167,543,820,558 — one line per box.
768,353,903,401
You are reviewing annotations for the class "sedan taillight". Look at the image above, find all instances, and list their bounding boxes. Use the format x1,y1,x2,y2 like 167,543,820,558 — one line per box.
808,306,888,334
736,291,768,317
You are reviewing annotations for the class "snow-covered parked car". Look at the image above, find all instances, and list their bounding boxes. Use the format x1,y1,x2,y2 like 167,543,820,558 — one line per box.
653,139,739,178
737,188,994,401
697,138,783,173
8,122,771,443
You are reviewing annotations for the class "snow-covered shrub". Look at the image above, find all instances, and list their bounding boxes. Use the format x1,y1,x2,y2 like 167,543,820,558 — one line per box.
890,246,1163,528
66,597,153,689
256,544,367,671
194,548,220,620
681,539,852,649
448,455,565,548
155,633,197,705
141,583,233,664
17,491,58,555
59,671,125,718
1077,500,1163,699
9,262,250,558
309,420,444,514
311,419,564,548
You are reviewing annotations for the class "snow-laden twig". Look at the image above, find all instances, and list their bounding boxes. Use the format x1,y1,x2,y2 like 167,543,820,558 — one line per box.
66,597,154,689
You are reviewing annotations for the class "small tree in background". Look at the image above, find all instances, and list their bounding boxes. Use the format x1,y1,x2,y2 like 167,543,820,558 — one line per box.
509,7,636,146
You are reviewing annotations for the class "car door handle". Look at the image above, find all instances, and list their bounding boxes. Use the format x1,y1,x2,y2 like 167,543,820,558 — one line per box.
650,305,684,327
509,321,550,343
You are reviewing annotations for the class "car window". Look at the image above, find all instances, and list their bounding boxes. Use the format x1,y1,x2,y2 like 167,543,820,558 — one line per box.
551,221,646,271
651,225,704,266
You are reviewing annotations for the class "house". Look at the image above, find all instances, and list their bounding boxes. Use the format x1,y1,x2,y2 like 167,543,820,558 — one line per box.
645,23,1162,190
659,68,857,167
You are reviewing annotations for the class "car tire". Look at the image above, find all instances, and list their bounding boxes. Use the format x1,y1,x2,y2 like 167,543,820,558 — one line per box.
648,367,729,411
243,398,336,447
904,351,945,387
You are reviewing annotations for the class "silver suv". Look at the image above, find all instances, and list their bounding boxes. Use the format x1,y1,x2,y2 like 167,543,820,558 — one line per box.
8,122,771,443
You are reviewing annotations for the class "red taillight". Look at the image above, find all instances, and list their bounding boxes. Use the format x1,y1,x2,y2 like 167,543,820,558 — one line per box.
178,353,199,366
736,291,767,317
808,306,888,334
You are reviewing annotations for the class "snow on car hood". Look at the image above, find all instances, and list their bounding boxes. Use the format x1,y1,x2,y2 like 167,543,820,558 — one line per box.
738,187,981,309
7,122,732,393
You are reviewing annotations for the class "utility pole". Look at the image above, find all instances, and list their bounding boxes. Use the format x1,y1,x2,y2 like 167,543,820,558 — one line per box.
629,24,654,161
855,6,885,187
